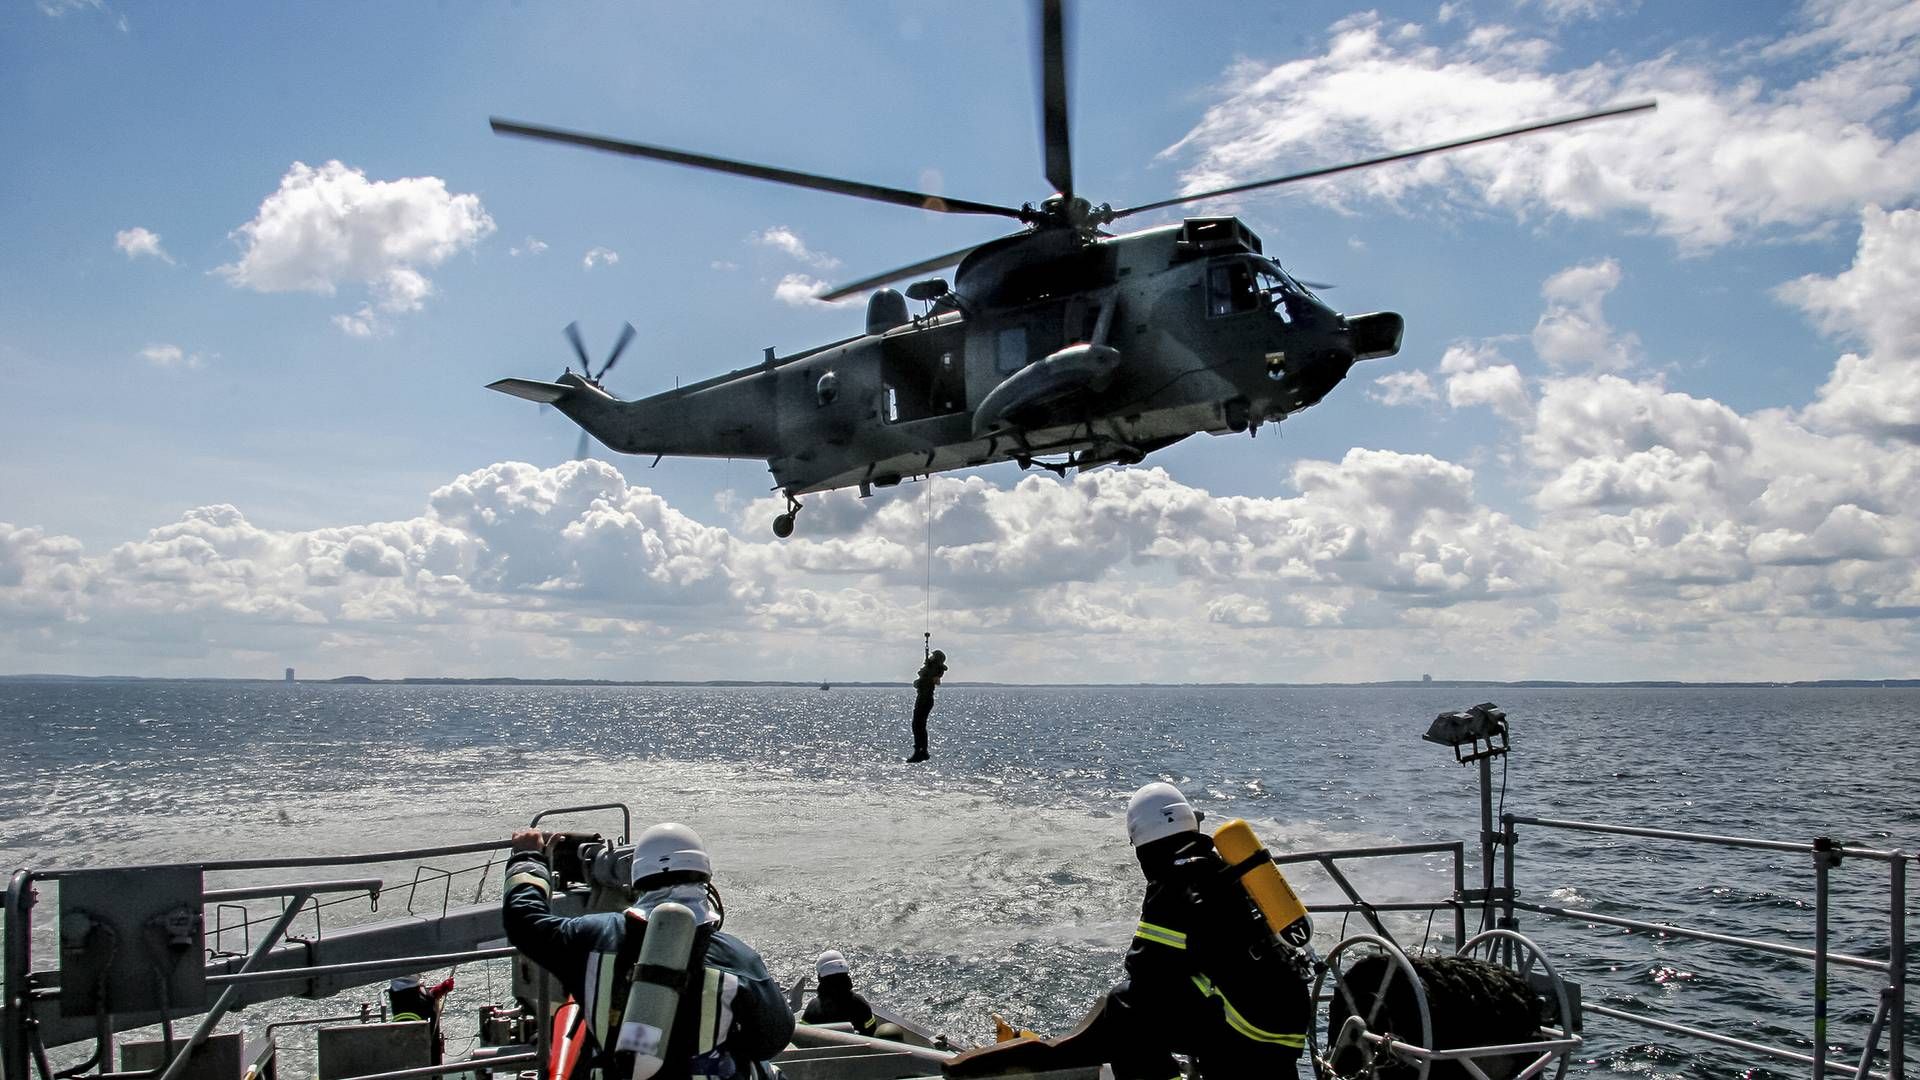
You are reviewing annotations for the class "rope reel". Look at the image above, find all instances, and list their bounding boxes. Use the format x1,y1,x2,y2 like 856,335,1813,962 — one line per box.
1310,930,1579,1080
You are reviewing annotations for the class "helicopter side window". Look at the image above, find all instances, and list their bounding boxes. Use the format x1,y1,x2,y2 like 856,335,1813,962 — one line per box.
996,326,1029,374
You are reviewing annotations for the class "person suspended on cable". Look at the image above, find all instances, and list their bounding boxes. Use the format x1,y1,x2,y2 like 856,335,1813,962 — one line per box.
907,646,947,763
800,950,904,1040
943,782,1311,1078
502,821,795,1080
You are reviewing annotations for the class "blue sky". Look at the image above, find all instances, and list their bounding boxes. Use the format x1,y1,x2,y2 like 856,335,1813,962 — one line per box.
3,0,1917,682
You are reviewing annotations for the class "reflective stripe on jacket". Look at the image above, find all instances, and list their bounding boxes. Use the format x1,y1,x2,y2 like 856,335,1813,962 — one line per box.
1117,837,1310,1067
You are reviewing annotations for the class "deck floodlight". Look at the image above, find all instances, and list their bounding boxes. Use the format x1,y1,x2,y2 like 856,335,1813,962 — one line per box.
1423,701,1509,764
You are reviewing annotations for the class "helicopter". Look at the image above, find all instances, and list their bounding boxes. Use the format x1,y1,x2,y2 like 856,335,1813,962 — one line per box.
488,2,1653,538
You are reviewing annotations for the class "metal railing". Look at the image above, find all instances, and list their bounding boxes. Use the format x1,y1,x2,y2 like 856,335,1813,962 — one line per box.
1,839,514,1080
1274,840,1470,954
1501,813,1913,1080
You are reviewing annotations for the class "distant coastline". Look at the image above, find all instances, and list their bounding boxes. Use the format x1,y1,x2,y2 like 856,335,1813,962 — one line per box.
2,673,1916,690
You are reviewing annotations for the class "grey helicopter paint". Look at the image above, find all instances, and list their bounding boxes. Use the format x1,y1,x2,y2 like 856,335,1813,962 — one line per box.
488,1,1652,538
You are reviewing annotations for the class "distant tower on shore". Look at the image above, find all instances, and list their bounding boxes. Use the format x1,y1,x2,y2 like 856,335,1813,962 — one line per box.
1422,673,1433,683
285,667,296,683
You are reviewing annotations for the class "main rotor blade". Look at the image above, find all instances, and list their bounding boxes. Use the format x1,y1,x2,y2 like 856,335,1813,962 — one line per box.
599,322,637,380
1110,99,1657,220
818,239,994,302
563,321,591,370
1038,0,1073,199
574,430,591,461
492,118,1026,219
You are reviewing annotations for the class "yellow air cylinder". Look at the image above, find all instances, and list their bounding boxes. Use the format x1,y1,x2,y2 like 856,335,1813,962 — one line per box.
1214,819,1313,950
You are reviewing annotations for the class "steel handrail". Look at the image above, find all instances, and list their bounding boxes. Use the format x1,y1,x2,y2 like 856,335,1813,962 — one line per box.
1503,814,1909,1080
1506,816,1917,863
32,840,512,879
1511,900,1890,973
206,947,517,987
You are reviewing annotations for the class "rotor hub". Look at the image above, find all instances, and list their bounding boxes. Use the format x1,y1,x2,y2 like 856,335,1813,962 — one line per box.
1025,193,1113,233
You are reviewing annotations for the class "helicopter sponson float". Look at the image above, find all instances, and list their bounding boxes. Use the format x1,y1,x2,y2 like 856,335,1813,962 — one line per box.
488,1,1653,538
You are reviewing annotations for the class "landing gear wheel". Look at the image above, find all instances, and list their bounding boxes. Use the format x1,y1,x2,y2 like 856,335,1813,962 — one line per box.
1309,934,1431,1080
771,493,804,539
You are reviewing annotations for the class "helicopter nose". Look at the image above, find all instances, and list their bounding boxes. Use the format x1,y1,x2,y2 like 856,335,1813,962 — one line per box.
1346,311,1405,361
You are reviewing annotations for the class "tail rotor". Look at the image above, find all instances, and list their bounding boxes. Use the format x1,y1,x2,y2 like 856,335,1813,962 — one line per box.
553,320,638,460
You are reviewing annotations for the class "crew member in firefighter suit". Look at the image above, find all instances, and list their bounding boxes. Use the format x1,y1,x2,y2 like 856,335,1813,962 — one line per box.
504,822,794,1080
944,783,1310,1078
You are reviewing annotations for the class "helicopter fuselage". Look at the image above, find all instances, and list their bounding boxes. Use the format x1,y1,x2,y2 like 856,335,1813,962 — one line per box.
496,216,1401,528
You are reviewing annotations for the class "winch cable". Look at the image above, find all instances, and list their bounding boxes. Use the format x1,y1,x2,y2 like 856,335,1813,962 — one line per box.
923,477,934,659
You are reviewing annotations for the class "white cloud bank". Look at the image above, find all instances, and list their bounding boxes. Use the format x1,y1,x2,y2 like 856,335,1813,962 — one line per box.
218,161,494,336
1159,1,1920,249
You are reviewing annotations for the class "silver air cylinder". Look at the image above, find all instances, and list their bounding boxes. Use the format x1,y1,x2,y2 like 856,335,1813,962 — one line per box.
618,901,697,1080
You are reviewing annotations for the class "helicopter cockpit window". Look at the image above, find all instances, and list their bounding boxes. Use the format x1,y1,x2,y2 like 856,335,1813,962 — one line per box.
1208,259,1295,321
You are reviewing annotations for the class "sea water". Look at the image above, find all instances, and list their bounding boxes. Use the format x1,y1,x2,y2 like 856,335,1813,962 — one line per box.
2,681,1916,1077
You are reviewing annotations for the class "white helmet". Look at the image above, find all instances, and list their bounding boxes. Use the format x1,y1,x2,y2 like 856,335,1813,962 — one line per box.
630,822,713,887
1126,782,1200,848
815,950,851,978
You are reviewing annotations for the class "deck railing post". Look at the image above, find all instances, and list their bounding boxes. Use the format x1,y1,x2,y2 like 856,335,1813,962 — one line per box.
1502,812,1518,931
1452,842,1467,949
2,871,35,1080
1889,853,1906,1080
1813,837,1837,1080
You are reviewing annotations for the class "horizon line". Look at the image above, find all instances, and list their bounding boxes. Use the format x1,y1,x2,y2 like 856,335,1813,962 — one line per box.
3,673,1918,690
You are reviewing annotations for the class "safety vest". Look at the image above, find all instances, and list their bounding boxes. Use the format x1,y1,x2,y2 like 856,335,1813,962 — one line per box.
578,920,745,1080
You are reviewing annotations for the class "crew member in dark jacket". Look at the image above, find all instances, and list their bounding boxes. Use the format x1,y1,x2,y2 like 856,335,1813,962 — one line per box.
800,950,902,1040
946,782,1310,1078
503,822,794,1080
907,649,947,763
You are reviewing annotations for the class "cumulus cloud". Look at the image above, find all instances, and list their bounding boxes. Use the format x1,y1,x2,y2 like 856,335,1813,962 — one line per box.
138,344,207,370
753,226,840,269
4,418,1917,680
332,306,381,339
114,227,172,264
1532,259,1641,371
510,237,548,257
218,161,493,330
1783,205,1920,440
582,246,620,270
1438,344,1532,422
1159,4,1920,248
1369,370,1437,407
773,273,846,308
